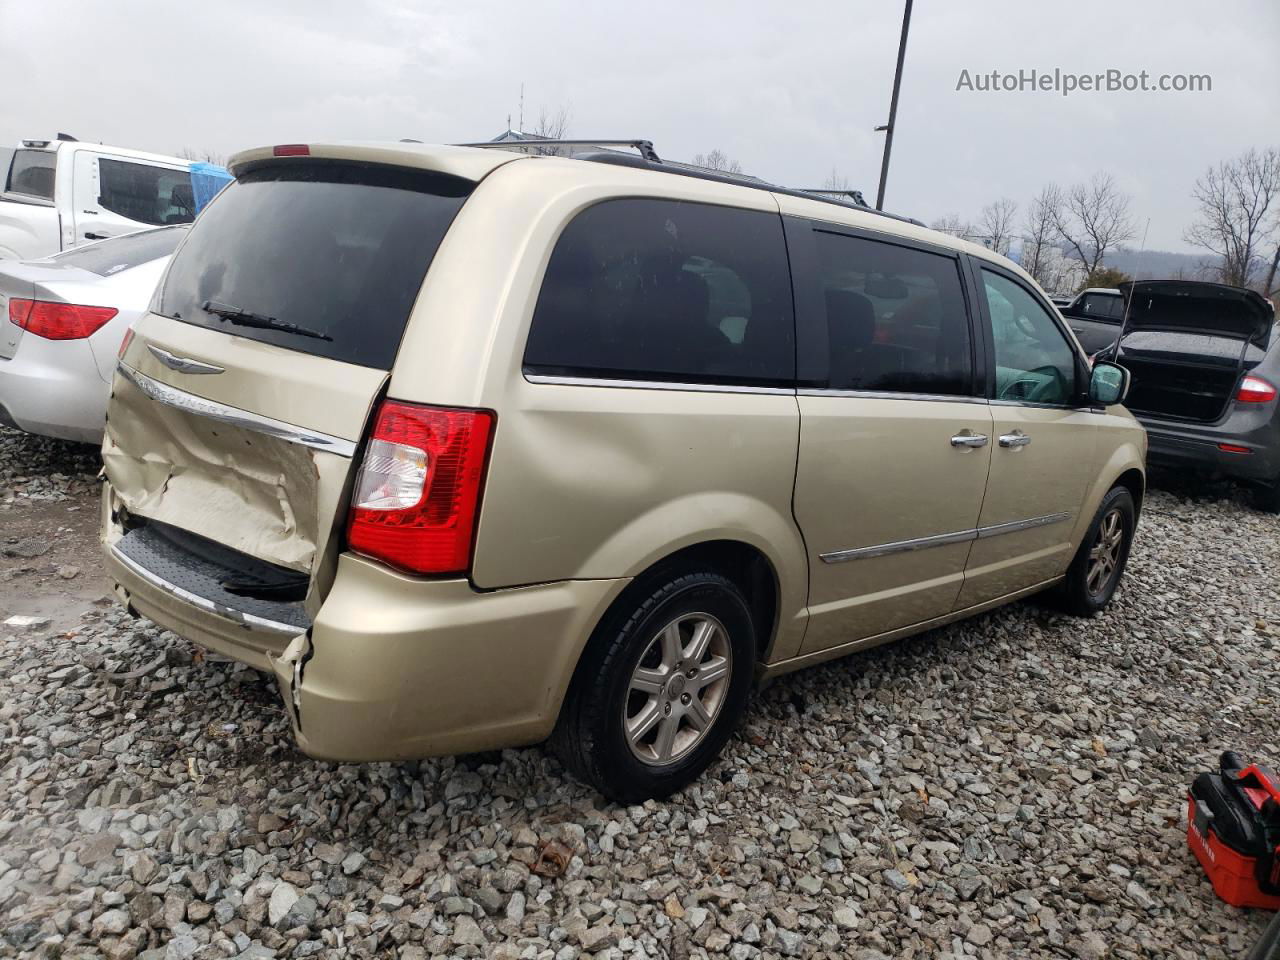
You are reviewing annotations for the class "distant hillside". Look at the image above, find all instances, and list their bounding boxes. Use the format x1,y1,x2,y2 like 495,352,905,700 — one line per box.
1099,247,1218,281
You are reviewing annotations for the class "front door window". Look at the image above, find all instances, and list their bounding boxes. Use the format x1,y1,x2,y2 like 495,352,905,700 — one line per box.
983,269,1077,406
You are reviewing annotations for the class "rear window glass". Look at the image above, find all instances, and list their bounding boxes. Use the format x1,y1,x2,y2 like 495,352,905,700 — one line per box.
524,198,795,386
158,163,471,369
6,149,56,201
53,226,186,276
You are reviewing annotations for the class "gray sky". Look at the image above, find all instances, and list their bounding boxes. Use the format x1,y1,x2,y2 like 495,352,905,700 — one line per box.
2,0,1276,252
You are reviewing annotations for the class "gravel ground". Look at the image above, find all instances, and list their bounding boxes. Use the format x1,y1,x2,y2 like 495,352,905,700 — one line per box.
1,424,1277,960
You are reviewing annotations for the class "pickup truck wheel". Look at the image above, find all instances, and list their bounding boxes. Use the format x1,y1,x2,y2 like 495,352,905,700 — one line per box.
1056,486,1136,616
551,571,755,804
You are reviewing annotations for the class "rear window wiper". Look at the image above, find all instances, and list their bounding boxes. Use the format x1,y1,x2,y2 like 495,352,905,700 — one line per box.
202,300,333,342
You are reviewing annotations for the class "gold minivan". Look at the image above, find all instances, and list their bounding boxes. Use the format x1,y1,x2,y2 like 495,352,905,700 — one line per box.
101,141,1145,801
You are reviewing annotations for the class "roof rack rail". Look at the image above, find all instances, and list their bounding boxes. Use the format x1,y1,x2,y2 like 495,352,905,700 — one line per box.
456,138,661,163
453,137,923,227
796,188,869,207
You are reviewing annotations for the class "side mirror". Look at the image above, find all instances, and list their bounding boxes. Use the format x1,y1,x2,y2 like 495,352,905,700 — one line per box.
1089,361,1130,406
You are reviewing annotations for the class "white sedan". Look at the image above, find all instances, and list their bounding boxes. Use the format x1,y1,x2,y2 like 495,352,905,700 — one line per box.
0,226,186,443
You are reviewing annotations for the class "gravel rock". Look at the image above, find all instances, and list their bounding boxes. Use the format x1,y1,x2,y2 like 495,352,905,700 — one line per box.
267,882,299,927
0,430,1275,959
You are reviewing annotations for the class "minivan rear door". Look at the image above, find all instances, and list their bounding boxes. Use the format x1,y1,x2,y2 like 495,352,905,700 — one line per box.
103,155,493,608
787,220,994,656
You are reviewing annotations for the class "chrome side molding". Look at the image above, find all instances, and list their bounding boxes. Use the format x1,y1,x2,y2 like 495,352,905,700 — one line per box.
820,528,979,563
819,511,1072,564
116,363,357,457
974,512,1071,539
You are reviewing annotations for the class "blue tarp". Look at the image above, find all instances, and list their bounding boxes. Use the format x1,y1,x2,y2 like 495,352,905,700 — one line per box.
189,162,233,213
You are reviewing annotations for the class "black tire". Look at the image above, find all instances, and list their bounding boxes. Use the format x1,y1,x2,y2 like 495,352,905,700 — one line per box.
1056,486,1137,616
1253,478,1280,515
552,570,755,804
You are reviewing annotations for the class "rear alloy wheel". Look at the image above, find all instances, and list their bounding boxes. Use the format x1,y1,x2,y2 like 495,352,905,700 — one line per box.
1058,486,1136,616
623,613,733,766
552,571,755,803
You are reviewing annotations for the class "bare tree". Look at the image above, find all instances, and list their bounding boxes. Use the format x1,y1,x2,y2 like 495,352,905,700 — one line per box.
1184,147,1280,289
978,198,1018,255
1050,172,1136,276
930,213,973,240
691,150,743,175
1265,243,1280,298
529,105,572,156
822,168,853,191
178,147,226,166
1022,185,1063,288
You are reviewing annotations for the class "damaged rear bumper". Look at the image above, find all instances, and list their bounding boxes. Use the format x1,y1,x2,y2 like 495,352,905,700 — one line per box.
103,483,627,760
281,554,626,760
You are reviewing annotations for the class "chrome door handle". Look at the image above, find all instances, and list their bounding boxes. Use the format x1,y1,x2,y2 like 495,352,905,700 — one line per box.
999,432,1032,448
950,433,989,448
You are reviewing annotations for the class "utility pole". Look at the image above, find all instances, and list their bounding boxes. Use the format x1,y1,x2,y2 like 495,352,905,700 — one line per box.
875,0,913,211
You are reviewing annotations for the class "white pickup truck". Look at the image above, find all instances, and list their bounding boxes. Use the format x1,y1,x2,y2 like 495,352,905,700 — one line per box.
0,137,200,260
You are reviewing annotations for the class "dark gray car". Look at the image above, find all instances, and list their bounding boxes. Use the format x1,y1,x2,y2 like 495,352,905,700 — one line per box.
1104,280,1279,511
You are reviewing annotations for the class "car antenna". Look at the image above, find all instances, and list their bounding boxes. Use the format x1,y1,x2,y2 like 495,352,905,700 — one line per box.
1112,216,1151,360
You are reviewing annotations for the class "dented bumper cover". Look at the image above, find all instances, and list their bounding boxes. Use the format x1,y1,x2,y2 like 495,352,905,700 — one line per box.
103,484,627,758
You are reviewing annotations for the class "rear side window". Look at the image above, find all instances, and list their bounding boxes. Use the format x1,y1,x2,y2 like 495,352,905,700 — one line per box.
158,163,471,369
814,231,974,396
524,199,795,386
98,159,195,226
6,149,56,201
53,226,186,276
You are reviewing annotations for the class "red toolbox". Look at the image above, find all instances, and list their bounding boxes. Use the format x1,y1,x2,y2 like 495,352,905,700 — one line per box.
1188,752,1280,910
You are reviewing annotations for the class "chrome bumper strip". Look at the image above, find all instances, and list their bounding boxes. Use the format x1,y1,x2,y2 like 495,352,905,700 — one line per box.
116,362,357,458
110,542,303,636
819,511,1073,564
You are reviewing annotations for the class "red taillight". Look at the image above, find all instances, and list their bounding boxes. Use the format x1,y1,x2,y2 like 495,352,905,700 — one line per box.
1236,375,1277,404
273,144,310,157
346,401,495,575
8,298,118,340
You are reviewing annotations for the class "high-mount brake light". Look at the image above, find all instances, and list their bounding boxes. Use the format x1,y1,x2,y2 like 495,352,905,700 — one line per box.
1236,375,1277,405
272,144,310,157
347,400,495,575
8,298,117,340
